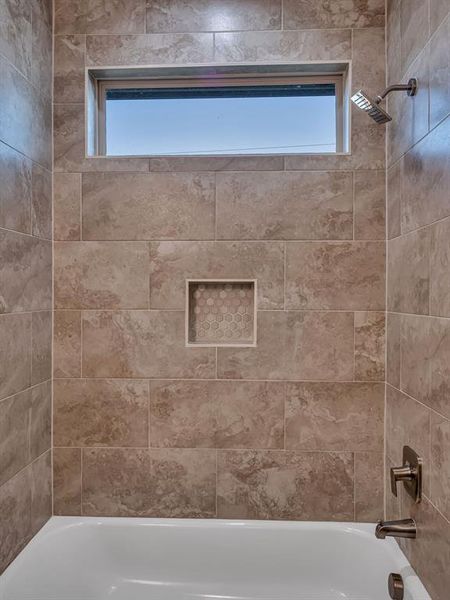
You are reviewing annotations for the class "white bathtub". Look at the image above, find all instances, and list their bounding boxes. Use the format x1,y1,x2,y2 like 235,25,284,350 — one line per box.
0,517,430,600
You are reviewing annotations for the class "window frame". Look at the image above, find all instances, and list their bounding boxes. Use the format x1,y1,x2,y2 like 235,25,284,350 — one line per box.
93,73,345,157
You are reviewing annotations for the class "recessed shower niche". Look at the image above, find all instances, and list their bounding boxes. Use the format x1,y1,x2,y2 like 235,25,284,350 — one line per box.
186,280,257,347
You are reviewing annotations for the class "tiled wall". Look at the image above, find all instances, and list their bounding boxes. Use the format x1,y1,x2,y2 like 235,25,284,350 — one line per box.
385,1,450,598
53,0,386,521
0,0,52,573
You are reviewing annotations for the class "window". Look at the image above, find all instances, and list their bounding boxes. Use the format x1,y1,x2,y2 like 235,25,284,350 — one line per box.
90,69,347,157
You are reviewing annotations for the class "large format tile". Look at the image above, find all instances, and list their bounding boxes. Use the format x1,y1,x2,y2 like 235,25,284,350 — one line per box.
430,0,450,34
149,241,284,310
217,450,354,520
55,0,146,34
29,381,51,461
0,142,31,234
282,0,384,28
400,0,430,74
53,447,82,516
0,389,30,486
54,379,149,447
354,452,384,522
146,0,281,32
354,311,385,381
430,217,450,317
216,171,353,240
430,16,450,129
354,170,385,240
31,311,52,385
54,173,81,241
428,317,450,419
431,413,450,520
149,155,284,172
0,0,32,77
82,311,216,379
31,0,52,99
31,164,52,240
0,313,31,400
387,161,401,239
352,28,386,97
217,311,354,381
285,382,384,452
82,172,214,240
386,312,401,388
53,310,81,378
150,380,284,449
55,242,150,309
30,451,52,534
285,242,385,310
386,0,401,85
54,35,86,103
82,448,216,517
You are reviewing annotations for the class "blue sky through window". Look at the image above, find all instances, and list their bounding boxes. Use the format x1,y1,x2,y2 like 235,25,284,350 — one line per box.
105,94,336,156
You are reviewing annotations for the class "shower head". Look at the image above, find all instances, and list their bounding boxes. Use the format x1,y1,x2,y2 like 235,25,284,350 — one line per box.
351,78,418,125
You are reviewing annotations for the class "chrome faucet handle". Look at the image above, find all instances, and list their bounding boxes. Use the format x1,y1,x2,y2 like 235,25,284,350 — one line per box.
390,446,423,503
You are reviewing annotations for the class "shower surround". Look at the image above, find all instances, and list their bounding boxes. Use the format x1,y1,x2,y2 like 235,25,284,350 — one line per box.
52,0,386,521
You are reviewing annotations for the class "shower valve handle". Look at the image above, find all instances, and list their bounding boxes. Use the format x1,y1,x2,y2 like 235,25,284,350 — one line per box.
390,465,416,497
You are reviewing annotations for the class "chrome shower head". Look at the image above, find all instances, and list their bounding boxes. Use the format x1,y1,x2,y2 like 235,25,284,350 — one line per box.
351,90,392,124
351,78,418,125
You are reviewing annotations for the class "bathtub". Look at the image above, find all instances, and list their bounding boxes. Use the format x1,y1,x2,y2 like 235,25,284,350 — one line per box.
0,517,430,600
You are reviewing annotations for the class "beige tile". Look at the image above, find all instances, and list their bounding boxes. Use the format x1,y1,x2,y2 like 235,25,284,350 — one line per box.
428,317,450,419
283,0,384,28
54,310,81,378
354,171,385,240
82,310,216,379
54,379,149,447
149,241,283,310
214,29,351,62
30,450,51,535
31,0,52,99
0,467,32,573
31,164,52,240
285,241,385,310
149,155,284,172
354,311,385,381
54,35,86,103
55,0,146,34
53,447,82,516
401,117,450,233
31,311,52,385
146,0,281,32
430,0,450,33
400,0,430,74
82,447,216,517
0,229,52,313
54,103,149,172
0,0,32,77
386,312,401,388
430,217,450,317
150,380,284,449
385,455,401,520
352,28,386,97
387,229,430,314
82,172,214,240
387,161,401,239
0,142,31,234
285,382,384,452
86,32,214,66
216,171,353,240
355,452,384,522
0,313,31,400
430,16,450,128
431,413,450,520
29,381,51,461
0,389,30,486
54,173,81,241
217,450,354,520
55,241,150,309
218,311,354,381
386,0,402,84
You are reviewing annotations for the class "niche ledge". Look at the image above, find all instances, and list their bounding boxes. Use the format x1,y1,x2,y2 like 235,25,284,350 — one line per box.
186,279,257,347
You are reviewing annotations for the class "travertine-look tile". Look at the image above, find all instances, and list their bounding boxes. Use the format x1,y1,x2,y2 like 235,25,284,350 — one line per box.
29,381,51,461
354,171,385,240
82,311,215,379
218,311,354,381
55,0,146,34
30,451,52,534
214,29,351,62
355,452,383,522
387,161,401,239
55,242,150,309
82,172,214,240
430,16,450,128
149,155,284,172
31,0,53,98
54,35,85,103
54,310,81,378
283,0,384,28
431,413,450,520
0,390,30,486
352,28,386,96
354,312,385,381
86,32,214,66
386,312,401,388
0,0,32,78
285,242,385,310
285,382,384,452
31,311,52,385
146,0,281,33
387,229,430,314
0,313,31,400
53,448,81,516
430,0,450,34
217,450,354,520
386,0,401,85
54,379,149,447
149,241,284,310
54,173,81,241
385,455,401,520
428,317,450,419
400,0,430,73
430,217,450,317
216,171,353,240
0,142,31,234
82,448,216,517
31,164,52,240
0,230,52,313
150,380,284,449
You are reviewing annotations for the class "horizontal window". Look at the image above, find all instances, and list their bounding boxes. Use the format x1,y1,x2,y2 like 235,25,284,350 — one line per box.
90,70,347,158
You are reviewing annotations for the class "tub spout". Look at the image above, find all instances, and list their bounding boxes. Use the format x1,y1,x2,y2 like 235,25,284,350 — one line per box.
375,519,416,539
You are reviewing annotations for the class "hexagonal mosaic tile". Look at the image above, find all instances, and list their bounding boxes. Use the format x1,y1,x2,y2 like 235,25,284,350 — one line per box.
187,281,255,346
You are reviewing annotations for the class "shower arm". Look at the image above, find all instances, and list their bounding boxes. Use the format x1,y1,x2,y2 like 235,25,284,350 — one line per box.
374,78,418,104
